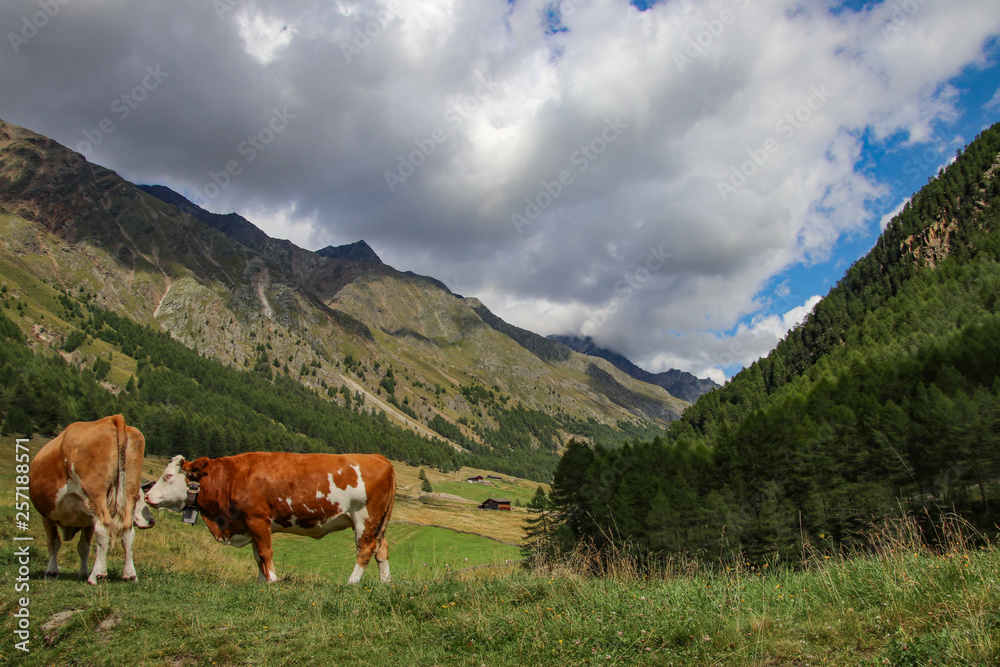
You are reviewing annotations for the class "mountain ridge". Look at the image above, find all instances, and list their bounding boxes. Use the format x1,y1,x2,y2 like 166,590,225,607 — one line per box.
549,334,719,403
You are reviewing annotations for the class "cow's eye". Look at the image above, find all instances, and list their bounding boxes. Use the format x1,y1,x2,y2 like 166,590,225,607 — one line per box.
164,474,172,481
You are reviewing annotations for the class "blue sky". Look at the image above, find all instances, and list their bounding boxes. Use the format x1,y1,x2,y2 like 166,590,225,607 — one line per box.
2,0,999,384
758,44,1000,320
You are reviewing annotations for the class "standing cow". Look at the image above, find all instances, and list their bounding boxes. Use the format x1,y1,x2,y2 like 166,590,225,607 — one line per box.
28,415,155,585
145,452,396,584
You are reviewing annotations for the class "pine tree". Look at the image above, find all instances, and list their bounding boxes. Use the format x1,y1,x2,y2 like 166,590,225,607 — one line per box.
522,486,557,569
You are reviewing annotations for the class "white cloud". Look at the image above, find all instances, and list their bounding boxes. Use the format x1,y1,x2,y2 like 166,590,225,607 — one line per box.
987,84,1000,112
1,0,998,382
880,197,910,231
236,8,294,65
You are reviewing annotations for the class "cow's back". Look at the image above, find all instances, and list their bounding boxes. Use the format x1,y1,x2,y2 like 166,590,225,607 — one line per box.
225,452,392,493
29,416,125,527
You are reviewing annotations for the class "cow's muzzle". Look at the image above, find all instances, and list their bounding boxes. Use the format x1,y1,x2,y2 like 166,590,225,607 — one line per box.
141,480,158,508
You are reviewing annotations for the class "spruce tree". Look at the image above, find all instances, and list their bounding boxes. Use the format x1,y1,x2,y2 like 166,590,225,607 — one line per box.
522,486,557,569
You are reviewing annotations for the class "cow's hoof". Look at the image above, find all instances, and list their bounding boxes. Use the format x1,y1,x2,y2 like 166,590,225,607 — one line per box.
45,571,58,579
123,575,137,582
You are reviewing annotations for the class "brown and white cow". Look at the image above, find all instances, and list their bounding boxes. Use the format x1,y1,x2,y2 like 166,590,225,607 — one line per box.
145,452,396,584
28,415,155,585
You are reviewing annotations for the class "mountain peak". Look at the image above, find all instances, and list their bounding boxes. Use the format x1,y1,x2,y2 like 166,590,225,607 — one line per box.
316,240,381,263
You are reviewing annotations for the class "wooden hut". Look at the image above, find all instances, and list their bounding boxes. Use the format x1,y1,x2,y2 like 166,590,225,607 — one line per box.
479,498,511,511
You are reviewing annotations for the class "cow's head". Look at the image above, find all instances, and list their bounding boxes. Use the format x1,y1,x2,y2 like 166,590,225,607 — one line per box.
133,491,156,529
145,455,210,512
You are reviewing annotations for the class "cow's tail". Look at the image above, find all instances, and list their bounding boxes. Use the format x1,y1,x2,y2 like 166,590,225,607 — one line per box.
374,459,396,547
107,414,129,543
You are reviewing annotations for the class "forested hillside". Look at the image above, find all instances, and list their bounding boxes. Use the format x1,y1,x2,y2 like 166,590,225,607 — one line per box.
0,289,467,464
0,279,665,479
540,122,1000,562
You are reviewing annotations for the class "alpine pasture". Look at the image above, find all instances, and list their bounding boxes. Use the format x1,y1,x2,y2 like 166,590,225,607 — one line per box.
3,442,999,666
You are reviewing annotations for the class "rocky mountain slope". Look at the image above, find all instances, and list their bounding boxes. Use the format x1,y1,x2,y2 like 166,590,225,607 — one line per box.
0,118,688,463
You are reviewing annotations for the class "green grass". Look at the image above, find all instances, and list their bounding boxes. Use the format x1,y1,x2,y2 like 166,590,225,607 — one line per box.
246,520,521,582
5,440,1000,666
2,537,999,666
433,479,538,505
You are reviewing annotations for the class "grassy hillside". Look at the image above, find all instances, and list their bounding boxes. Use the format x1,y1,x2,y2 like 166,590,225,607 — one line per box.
2,441,998,666
0,225,665,481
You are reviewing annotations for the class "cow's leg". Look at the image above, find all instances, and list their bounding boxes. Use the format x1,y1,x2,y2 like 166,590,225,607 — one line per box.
375,536,391,583
85,493,114,585
121,526,138,582
250,542,266,582
248,521,278,583
87,520,111,585
77,526,94,581
42,517,61,578
349,516,377,585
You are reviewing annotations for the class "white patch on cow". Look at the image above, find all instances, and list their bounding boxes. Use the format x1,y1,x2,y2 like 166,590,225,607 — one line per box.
50,472,92,528
378,559,391,583
285,497,293,508
323,467,365,507
270,465,370,542
87,521,110,584
121,527,137,580
353,506,370,543
318,465,368,538
46,544,60,576
348,563,366,584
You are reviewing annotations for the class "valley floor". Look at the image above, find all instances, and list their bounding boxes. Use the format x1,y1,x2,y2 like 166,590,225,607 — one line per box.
1,537,997,666
4,447,998,666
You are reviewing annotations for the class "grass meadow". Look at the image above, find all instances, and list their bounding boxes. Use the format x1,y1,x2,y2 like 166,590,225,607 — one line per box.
3,440,1000,665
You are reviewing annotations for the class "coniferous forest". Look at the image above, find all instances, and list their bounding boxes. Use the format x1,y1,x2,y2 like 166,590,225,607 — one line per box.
536,122,1000,564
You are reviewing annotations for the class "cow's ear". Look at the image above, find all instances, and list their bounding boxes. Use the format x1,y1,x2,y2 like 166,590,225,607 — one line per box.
182,457,211,481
